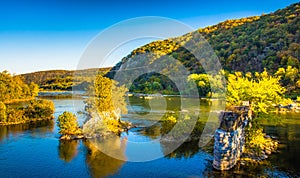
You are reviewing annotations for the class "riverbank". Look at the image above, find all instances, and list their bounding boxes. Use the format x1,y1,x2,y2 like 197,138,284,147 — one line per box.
59,121,135,140
0,116,54,126
38,91,86,99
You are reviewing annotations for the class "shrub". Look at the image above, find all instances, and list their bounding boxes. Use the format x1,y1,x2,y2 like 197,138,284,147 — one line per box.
57,112,82,135
245,126,278,155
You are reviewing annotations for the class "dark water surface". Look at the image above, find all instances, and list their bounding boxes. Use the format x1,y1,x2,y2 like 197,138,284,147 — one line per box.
0,97,299,177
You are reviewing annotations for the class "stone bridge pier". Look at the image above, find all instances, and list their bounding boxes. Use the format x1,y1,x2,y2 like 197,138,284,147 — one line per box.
213,106,251,170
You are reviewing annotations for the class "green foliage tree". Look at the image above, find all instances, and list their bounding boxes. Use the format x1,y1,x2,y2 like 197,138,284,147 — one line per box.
275,66,300,96
57,111,82,135
188,72,226,98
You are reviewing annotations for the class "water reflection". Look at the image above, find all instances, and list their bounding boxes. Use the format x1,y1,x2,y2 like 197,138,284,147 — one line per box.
0,120,54,142
164,140,200,159
262,114,300,176
139,124,161,139
84,140,125,177
58,140,79,162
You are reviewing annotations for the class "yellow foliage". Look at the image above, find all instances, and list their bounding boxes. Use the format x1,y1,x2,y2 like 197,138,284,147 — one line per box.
227,71,285,114
57,112,82,135
198,16,260,34
245,127,278,154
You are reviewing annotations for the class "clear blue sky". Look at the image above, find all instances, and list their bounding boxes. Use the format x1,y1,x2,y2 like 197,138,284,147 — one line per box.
0,0,298,74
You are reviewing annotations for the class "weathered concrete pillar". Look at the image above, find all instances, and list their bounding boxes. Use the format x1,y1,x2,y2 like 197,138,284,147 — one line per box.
213,106,250,170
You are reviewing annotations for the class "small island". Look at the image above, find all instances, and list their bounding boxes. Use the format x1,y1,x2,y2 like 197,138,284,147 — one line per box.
57,75,133,140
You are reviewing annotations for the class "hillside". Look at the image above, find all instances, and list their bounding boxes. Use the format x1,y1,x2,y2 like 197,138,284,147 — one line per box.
20,68,110,91
105,2,300,95
107,4,298,73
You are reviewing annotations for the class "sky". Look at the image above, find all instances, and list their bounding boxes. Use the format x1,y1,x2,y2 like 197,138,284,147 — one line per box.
0,0,299,74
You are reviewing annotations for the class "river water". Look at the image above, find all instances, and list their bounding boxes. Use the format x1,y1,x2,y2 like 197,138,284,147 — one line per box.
0,97,299,177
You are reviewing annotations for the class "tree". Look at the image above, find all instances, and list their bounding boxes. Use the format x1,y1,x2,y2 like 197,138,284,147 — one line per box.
188,73,226,98
93,76,114,113
0,71,40,102
29,82,39,98
226,70,285,114
57,112,82,135
0,102,7,122
84,75,129,135
86,75,128,118
275,66,300,95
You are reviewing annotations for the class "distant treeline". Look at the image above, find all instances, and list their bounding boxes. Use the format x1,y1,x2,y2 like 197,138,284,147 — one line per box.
20,68,111,91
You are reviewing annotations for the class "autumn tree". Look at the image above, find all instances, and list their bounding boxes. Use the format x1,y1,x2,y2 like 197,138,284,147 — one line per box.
0,71,39,102
57,112,82,135
0,102,7,122
84,75,129,135
86,75,128,117
226,70,285,114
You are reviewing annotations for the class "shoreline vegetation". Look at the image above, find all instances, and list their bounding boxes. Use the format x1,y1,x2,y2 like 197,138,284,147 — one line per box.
0,71,55,126
0,116,54,126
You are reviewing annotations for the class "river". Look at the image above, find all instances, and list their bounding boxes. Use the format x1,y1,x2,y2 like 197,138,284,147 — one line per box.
0,97,299,177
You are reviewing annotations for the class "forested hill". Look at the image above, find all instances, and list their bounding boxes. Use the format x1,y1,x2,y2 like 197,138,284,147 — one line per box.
20,68,110,91
106,2,300,78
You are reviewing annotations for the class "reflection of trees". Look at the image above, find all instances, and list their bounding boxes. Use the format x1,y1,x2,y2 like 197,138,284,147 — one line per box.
159,114,213,159
58,140,79,162
139,124,161,140
162,140,200,159
0,120,54,142
263,117,300,174
0,126,8,141
84,139,126,177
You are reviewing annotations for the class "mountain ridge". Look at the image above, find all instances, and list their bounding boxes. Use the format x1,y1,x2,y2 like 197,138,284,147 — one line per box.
106,2,300,78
